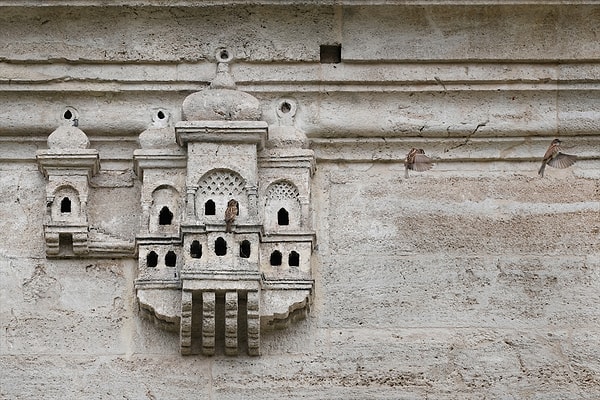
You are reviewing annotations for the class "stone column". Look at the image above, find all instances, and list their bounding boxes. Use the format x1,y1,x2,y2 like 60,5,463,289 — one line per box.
247,290,260,356
299,195,309,228
202,291,216,356
186,186,197,221
247,185,258,224
225,291,238,356
80,199,88,223
141,202,151,234
180,290,193,355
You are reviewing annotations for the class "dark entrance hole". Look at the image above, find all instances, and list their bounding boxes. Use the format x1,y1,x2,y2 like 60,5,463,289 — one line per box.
270,250,282,266
147,251,158,268
277,208,289,226
239,240,251,258
190,240,202,259
159,206,173,225
61,197,71,213
289,251,300,267
165,250,177,267
215,237,227,256
205,200,216,215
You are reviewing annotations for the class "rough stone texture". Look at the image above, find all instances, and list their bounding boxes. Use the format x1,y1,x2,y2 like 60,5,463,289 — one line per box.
47,125,90,150
182,89,262,121
1,1,600,399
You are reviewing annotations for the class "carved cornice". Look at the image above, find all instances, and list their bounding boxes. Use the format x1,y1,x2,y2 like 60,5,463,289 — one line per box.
36,151,100,179
176,121,268,149
7,135,600,168
132,150,187,179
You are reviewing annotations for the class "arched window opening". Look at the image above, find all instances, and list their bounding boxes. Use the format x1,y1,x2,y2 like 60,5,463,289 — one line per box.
277,208,289,226
205,199,216,215
190,240,202,259
165,251,177,267
61,197,72,213
270,250,282,266
147,251,158,268
159,206,173,225
239,240,251,258
215,237,227,256
289,251,300,267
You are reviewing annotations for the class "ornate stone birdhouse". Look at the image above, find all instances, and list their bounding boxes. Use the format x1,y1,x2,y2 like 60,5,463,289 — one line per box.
36,118,100,257
134,49,316,356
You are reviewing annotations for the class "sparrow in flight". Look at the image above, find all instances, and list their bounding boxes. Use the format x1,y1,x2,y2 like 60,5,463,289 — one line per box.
538,139,577,177
404,148,433,178
225,199,239,233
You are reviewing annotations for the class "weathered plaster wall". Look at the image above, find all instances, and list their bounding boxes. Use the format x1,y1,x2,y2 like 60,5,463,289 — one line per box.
1,2,599,399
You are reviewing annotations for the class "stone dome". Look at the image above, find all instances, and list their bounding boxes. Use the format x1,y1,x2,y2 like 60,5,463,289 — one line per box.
138,110,179,149
47,125,90,149
182,89,261,121
182,53,261,122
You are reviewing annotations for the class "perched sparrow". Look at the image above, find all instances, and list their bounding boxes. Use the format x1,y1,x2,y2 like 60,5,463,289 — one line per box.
404,148,433,178
224,199,238,233
538,139,577,177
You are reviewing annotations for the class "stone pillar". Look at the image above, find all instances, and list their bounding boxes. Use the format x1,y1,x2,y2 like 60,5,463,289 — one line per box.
186,186,197,221
225,291,238,356
180,290,193,355
202,291,216,356
247,290,260,356
247,185,259,224
141,202,151,233
299,195,310,228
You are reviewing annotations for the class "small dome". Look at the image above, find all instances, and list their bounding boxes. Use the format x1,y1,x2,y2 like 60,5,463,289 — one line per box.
47,125,90,149
182,89,261,121
138,109,179,149
182,50,261,121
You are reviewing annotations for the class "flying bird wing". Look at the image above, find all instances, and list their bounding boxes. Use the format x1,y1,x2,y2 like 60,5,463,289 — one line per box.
547,153,577,169
409,153,434,172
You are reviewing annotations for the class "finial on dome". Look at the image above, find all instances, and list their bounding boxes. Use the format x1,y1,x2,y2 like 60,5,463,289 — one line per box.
151,108,171,129
138,109,179,150
210,48,236,90
181,47,261,121
47,108,90,149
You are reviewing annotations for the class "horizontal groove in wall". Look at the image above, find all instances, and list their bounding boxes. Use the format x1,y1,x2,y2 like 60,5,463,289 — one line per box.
1,1,599,6
2,61,599,92
1,135,598,165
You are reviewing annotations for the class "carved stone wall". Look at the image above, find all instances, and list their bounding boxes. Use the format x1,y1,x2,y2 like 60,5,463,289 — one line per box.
1,1,599,398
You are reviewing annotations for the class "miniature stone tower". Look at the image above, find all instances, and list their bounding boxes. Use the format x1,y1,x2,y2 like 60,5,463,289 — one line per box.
134,49,316,356
36,112,100,257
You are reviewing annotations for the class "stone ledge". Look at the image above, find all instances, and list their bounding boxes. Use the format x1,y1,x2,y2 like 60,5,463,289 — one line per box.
3,62,599,94
1,1,597,6
4,135,599,166
2,88,599,138
311,136,600,163
175,121,268,148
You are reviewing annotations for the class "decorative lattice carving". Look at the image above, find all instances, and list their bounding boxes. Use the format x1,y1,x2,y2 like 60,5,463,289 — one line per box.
198,170,245,197
266,181,299,202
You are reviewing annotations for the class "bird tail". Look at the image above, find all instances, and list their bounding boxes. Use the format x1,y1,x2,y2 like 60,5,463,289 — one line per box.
538,163,545,177
404,165,409,179
226,221,232,233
